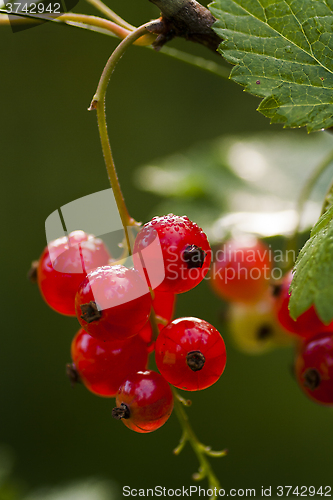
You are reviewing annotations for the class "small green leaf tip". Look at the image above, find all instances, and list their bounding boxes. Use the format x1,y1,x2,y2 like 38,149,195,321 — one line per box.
289,205,333,324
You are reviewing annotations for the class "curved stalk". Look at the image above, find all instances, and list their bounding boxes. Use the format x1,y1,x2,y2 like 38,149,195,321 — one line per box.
157,45,230,80
88,21,161,252
60,13,156,45
84,0,135,30
172,388,227,499
148,308,226,497
0,11,230,79
93,101,134,232
89,24,227,487
90,21,161,104
0,11,155,44
60,13,131,37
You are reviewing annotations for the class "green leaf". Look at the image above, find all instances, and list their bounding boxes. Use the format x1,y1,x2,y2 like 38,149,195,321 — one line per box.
321,180,333,214
135,131,333,241
289,204,333,323
55,19,118,37
209,0,333,131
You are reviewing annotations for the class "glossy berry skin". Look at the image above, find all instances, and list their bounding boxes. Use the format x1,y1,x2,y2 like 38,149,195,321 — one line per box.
75,265,152,342
139,291,176,346
112,370,174,433
155,317,226,391
274,272,332,339
133,214,211,294
295,332,333,406
210,237,271,304
37,230,110,316
70,328,149,397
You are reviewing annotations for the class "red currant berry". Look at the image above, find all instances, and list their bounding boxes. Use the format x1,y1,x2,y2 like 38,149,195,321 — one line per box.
155,317,226,391
112,370,174,433
69,328,149,397
133,214,211,294
75,265,152,341
210,237,271,303
295,332,333,406
227,291,293,355
274,272,332,339
37,230,110,316
139,291,176,345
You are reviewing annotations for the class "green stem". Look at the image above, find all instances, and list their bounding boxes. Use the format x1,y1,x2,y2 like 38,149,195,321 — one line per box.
93,100,134,232
156,45,230,80
288,148,333,263
0,12,230,79
0,11,154,44
172,388,226,499
88,21,161,251
149,306,161,343
84,0,135,30
147,291,225,495
59,13,131,37
90,21,160,104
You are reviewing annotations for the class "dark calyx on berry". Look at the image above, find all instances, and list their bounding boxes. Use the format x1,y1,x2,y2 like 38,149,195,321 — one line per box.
271,283,282,298
186,350,205,371
28,260,39,284
257,324,273,340
112,403,130,420
80,301,101,323
183,245,207,269
303,368,321,390
66,363,81,387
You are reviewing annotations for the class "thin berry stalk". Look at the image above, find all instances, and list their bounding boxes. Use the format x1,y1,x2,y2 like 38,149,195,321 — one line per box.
59,14,155,45
88,21,161,251
56,13,132,38
93,98,135,233
87,18,225,489
157,46,230,80
90,21,161,104
149,306,161,343
0,11,154,44
172,387,226,499
83,0,135,30
148,307,225,495
0,12,229,80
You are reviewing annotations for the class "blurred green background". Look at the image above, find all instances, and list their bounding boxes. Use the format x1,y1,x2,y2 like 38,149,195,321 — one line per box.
1,0,333,498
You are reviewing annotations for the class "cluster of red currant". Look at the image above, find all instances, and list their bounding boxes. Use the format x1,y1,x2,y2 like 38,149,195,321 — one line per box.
274,272,333,407
32,214,227,433
210,236,333,407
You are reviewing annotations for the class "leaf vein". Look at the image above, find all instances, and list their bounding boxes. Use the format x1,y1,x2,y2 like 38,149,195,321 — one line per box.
283,0,332,75
226,0,333,76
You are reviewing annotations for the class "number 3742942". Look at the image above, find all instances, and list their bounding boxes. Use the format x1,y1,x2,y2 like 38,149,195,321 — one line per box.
4,3,61,14
276,486,331,497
